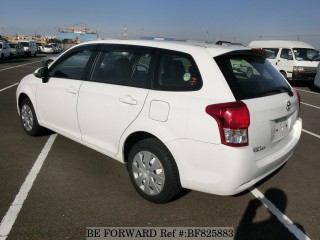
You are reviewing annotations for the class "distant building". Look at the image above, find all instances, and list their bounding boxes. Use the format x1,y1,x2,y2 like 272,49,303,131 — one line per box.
57,24,98,43
140,36,176,41
58,32,98,43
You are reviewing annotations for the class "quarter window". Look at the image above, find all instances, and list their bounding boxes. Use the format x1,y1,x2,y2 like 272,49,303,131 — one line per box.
154,50,202,91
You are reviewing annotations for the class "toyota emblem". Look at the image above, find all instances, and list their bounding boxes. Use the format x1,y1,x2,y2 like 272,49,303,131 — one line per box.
286,101,291,111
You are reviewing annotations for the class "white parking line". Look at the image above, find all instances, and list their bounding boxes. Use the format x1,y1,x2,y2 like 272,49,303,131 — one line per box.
295,88,320,96
301,102,320,110
302,129,320,139
0,61,41,72
250,188,311,240
0,83,19,93
0,134,57,240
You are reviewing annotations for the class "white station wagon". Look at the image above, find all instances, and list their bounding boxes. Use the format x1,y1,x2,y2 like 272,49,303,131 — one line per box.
16,40,302,203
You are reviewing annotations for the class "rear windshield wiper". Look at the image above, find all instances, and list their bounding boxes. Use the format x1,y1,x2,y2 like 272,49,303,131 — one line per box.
262,86,293,97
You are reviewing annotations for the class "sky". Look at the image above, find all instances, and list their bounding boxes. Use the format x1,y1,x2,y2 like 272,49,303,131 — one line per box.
1,0,320,48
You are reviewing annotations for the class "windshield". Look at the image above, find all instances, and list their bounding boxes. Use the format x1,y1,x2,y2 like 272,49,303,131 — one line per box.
215,51,292,100
293,48,319,61
20,42,30,47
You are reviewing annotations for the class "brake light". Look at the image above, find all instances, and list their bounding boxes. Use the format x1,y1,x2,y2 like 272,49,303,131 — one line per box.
293,89,301,116
206,101,250,147
251,48,268,57
252,48,266,54
293,66,305,74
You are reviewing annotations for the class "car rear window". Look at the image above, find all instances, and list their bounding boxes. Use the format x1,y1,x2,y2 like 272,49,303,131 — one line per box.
214,51,293,100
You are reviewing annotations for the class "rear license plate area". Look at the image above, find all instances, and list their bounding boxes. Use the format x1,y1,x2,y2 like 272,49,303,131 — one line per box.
273,116,289,140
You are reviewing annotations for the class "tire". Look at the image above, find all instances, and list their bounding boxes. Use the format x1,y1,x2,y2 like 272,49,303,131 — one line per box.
0,54,4,60
20,98,45,136
127,138,181,203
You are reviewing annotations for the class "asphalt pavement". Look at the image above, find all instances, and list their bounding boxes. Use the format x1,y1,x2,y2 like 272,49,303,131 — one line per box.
0,57,319,240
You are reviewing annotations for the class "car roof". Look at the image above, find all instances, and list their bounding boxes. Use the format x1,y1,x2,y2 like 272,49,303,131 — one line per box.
248,40,315,49
77,40,249,57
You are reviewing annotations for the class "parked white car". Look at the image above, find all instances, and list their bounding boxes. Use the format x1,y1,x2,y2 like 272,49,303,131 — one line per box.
0,41,11,60
48,43,62,53
18,40,38,57
16,40,302,203
9,42,25,58
40,44,55,53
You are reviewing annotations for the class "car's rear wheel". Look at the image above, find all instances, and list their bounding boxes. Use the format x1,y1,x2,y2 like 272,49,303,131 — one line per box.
20,98,45,136
127,138,181,203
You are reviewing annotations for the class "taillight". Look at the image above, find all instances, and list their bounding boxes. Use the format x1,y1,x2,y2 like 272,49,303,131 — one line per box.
206,101,250,147
293,89,301,116
293,66,305,74
251,48,266,54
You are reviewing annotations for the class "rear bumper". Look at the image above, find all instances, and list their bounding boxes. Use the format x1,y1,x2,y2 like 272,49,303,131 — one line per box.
166,118,302,195
292,72,316,82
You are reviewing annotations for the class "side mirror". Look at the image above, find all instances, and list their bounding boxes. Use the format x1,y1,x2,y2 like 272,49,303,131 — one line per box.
34,67,49,83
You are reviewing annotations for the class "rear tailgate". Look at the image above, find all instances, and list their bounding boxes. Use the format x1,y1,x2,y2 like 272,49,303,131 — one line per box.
244,93,299,161
214,49,301,157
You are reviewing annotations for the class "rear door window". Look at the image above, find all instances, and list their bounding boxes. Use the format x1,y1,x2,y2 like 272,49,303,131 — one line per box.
90,46,155,88
215,51,293,100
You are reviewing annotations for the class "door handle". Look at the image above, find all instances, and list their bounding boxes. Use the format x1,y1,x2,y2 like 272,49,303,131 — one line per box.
119,95,137,105
66,87,78,94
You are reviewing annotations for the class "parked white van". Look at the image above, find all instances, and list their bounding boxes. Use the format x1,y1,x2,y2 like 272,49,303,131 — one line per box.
248,40,319,83
0,40,11,60
18,40,38,57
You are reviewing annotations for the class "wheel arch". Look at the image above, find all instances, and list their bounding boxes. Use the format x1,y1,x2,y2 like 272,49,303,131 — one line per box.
18,93,30,108
17,91,38,122
123,131,161,164
280,70,287,79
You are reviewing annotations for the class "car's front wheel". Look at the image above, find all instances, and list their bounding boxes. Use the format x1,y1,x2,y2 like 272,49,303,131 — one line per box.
20,98,45,136
127,138,181,203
